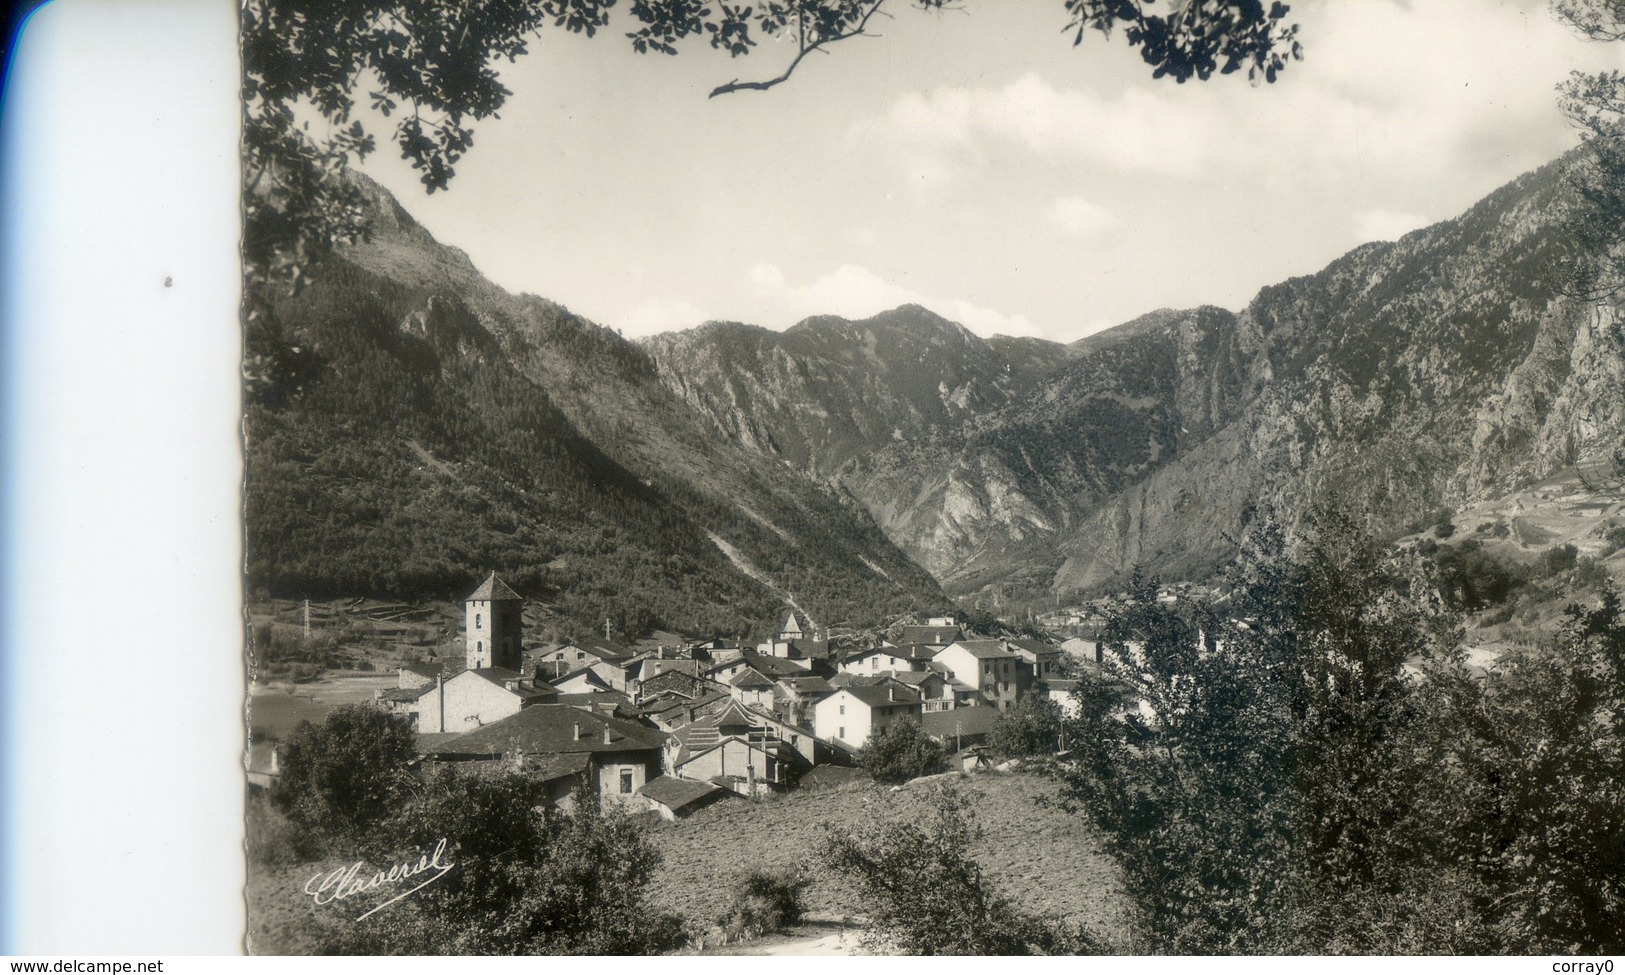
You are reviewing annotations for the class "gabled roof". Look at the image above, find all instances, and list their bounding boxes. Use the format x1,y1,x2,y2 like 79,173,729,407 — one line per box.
944,639,1016,659
834,683,921,708
886,671,942,688
1008,637,1060,657
462,668,557,701
550,668,612,692
777,675,835,696
677,734,780,767
563,637,634,661
898,625,962,646
711,649,807,679
730,669,777,690
639,774,730,811
465,572,522,602
430,704,665,758
402,662,442,680
379,686,434,703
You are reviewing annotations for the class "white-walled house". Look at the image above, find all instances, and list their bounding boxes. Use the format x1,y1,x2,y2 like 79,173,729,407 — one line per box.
812,683,922,749
415,667,557,733
936,640,1026,711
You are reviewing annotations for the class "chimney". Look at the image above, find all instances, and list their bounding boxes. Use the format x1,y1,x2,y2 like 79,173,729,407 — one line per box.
888,686,895,702
603,726,613,745
1095,641,1103,665
573,722,582,741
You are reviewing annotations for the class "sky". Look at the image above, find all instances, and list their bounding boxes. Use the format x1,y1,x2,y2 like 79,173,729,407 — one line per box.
345,0,1625,344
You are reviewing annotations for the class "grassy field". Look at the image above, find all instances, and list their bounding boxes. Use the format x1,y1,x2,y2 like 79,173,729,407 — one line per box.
643,769,1132,948
248,674,397,741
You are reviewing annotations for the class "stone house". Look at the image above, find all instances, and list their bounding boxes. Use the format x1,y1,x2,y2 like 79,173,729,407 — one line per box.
429,704,666,807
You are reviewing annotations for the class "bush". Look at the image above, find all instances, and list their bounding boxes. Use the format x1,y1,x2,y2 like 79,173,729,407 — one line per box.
269,704,416,843
718,867,809,940
986,690,1064,757
858,717,948,784
318,771,686,955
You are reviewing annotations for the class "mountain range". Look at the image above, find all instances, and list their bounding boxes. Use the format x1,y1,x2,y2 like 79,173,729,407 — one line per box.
244,150,1624,637
649,152,1625,600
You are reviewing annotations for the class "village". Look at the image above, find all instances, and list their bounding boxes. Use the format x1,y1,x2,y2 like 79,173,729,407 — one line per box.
250,572,1113,821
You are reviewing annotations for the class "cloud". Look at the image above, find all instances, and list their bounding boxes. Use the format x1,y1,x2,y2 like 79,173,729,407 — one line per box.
1048,196,1118,239
1354,208,1430,243
859,0,1615,198
749,263,1044,338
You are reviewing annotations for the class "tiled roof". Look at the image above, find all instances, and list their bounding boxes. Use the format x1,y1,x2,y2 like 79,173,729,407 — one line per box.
430,705,665,758
550,668,612,692
402,662,442,679
946,640,1016,659
898,625,962,646
730,669,777,689
568,637,633,661
639,774,729,811
378,686,433,703
838,683,921,708
465,668,557,701
922,705,1003,739
465,572,522,601
711,650,806,680
886,671,940,688
777,675,835,696
520,751,592,784
1008,638,1059,657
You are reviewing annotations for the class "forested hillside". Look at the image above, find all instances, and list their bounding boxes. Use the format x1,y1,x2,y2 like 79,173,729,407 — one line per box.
244,178,949,639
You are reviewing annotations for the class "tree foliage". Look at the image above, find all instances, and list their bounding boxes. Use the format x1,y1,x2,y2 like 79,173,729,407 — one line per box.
317,768,684,954
822,783,1095,954
1555,0,1625,297
987,688,1064,758
857,715,947,784
1059,505,1625,953
269,703,418,842
243,0,1300,293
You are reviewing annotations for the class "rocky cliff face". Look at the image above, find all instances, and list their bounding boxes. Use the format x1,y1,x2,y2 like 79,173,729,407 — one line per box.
647,153,1625,598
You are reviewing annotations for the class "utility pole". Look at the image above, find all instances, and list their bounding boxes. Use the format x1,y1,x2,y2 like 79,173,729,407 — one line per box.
303,598,311,642
604,617,611,641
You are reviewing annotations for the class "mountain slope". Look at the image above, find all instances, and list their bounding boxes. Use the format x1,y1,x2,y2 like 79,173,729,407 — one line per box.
647,152,1625,598
244,177,950,638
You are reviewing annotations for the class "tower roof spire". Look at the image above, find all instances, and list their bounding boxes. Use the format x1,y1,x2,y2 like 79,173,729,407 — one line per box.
466,571,521,602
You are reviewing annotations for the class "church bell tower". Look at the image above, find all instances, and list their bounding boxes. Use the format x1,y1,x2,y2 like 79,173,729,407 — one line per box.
464,571,523,672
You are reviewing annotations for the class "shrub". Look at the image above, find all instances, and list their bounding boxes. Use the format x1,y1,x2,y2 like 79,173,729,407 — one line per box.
319,772,685,955
269,704,416,843
986,689,1064,757
858,717,947,784
718,867,809,940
